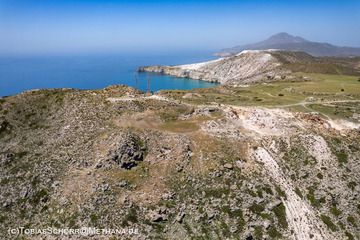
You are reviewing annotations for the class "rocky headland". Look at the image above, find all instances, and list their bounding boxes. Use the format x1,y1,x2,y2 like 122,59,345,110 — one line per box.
139,50,360,85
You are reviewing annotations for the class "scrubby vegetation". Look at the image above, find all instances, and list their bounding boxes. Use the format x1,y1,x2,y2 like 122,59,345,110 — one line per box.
0,80,359,240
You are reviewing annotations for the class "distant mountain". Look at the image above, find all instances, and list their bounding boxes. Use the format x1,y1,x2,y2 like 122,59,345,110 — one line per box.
216,32,360,57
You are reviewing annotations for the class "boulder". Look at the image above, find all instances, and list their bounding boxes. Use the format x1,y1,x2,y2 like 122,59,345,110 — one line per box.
175,212,185,223
224,163,233,170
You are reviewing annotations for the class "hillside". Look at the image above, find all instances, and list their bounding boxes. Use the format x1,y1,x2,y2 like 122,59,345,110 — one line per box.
1,79,360,239
139,50,360,85
216,33,360,57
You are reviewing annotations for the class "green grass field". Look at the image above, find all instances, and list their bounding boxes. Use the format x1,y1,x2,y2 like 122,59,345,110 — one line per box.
160,73,360,121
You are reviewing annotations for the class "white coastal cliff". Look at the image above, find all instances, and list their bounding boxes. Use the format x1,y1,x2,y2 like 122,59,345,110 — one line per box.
139,50,289,84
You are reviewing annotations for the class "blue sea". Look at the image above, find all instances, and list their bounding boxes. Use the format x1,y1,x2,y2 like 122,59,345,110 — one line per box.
0,52,219,97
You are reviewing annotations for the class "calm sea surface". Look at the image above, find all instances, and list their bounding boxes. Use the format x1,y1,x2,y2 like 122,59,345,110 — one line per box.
0,52,219,96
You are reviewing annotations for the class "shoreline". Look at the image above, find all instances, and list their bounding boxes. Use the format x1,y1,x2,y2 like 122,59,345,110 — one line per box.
138,65,221,84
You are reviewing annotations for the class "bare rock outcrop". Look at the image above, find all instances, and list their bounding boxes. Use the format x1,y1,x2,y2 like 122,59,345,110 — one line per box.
108,132,147,169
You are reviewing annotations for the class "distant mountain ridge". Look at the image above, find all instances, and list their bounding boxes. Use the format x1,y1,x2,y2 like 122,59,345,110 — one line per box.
216,32,360,57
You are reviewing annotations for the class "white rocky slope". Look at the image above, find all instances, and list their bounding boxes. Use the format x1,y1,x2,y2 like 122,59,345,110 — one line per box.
202,106,360,240
139,50,287,84
253,147,333,240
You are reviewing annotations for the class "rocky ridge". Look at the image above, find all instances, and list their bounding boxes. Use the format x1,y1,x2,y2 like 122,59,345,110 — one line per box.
139,50,360,85
0,85,359,239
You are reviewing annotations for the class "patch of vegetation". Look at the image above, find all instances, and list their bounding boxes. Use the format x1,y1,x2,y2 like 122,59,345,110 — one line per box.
31,189,49,205
183,221,193,235
219,222,230,238
345,231,355,240
222,205,244,225
0,119,12,137
204,187,230,198
335,150,348,165
273,203,288,229
303,156,317,166
316,173,323,179
122,208,138,226
67,214,78,228
0,178,10,186
249,203,265,215
306,186,321,208
256,189,264,198
338,221,345,230
330,206,342,217
14,151,29,159
285,146,315,169
263,186,273,195
320,214,338,232
260,212,272,220
90,214,98,224
275,186,286,199
294,187,303,198
347,181,356,191
160,119,199,133
346,215,357,227
0,214,7,224
158,106,193,122
267,226,282,239
247,189,257,197
254,225,263,239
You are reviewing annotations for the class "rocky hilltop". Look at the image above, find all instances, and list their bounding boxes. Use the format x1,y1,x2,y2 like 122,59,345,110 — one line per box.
139,50,360,85
1,80,360,239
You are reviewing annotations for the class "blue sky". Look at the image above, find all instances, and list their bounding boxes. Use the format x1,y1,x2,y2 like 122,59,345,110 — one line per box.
0,0,359,55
